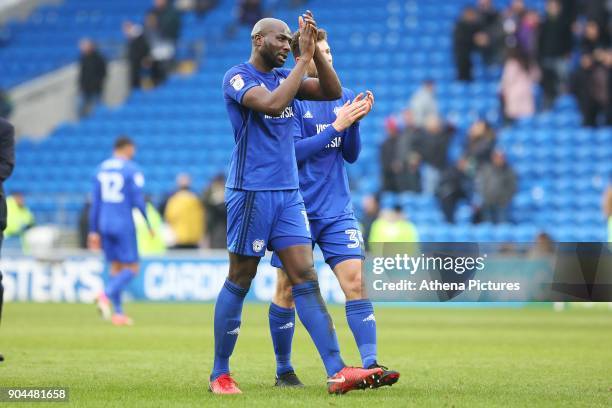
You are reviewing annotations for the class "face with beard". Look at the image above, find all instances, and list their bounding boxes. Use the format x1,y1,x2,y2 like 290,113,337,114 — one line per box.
252,19,292,69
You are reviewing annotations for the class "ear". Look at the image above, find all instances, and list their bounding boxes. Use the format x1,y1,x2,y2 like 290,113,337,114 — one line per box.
254,34,264,47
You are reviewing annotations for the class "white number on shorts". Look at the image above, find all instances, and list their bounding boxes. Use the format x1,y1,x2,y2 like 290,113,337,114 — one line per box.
345,229,363,249
301,210,310,232
98,172,125,203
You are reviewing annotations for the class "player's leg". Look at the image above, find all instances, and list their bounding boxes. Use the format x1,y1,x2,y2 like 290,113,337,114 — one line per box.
95,234,120,321
272,191,383,393
322,217,400,387
106,261,138,325
268,261,300,386
211,253,259,383
100,232,140,325
210,189,267,394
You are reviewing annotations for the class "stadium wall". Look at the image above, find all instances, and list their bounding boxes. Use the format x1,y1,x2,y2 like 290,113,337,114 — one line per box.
2,254,347,304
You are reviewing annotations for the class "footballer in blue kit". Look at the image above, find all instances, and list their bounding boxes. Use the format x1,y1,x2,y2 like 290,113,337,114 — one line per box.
209,12,385,395
268,29,400,388
88,137,151,326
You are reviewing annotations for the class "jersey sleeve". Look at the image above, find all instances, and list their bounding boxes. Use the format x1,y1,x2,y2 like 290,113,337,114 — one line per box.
343,87,355,102
223,66,260,105
128,165,149,224
341,88,362,163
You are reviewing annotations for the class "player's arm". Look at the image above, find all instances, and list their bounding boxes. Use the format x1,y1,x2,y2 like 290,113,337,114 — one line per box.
239,15,318,116
296,12,342,101
130,169,152,232
342,91,373,163
87,177,101,250
294,95,369,164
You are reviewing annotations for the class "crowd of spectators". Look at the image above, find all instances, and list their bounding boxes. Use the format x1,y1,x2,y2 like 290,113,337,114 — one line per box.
380,78,517,224
377,0,610,230
77,0,184,117
453,0,611,127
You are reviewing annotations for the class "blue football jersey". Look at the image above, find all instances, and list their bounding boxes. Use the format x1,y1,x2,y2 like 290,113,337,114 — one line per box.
294,87,360,219
89,157,147,235
222,62,299,191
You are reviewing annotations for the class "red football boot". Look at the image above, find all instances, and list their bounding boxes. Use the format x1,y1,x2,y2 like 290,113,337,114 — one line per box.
209,374,242,395
327,366,383,394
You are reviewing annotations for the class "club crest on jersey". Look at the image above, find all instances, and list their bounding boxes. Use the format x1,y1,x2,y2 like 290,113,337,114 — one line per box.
252,239,265,253
230,74,244,91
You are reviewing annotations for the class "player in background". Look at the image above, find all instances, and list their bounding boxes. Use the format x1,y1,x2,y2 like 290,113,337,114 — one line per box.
211,12,383,395
88,136,151,326
268,29,400,388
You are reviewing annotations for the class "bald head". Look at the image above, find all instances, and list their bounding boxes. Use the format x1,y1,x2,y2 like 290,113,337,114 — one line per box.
251,18,290,39
249,17,292,69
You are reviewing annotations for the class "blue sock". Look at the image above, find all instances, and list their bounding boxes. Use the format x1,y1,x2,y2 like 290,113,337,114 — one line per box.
104,269,134,315
211,279,248,381
269,303,295,376
292,281,344,376
345,299,377,368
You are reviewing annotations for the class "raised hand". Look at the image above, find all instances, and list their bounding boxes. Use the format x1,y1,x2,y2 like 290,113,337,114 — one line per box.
298,10,317,60
332,95,371,131
355,90,375,121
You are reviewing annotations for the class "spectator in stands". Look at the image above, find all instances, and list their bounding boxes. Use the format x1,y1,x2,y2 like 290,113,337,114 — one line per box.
380,115,421,192
528,232,555,258
360,194,380,249
380,117,404,192
226,0,264,38
194,0,220,18
435,159,473,224
77,39,107,118
570,51,609,127
516,10,540,62
502,0,527,48
474,0,504,65
5,192,34,239
581,20,607,55
475,150,517,224
123,21,151,89
413,114,454,195
238,0,264,27
368,205,419,243
464,119,496,168
537,0,573,109
164,173,204,249
453,7,480,81
201,174,226,249
409,80,438,128
500,47,540,123
144,12,175,85
0,89,12,119
149,0,182,43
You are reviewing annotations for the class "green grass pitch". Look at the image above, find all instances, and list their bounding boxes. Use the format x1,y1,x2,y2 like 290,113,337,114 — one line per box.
1,303,611,407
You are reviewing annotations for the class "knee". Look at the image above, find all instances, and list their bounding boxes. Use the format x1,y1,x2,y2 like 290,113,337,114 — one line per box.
227,267,256,289
274,272,294,307
341,270,365,301
291,265,317,285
